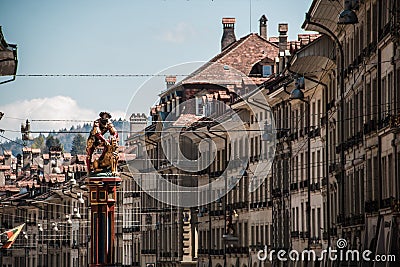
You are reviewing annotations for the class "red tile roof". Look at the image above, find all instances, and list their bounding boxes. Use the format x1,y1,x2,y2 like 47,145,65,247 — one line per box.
161,33,279,97
32,148,41,154
172,114,202,127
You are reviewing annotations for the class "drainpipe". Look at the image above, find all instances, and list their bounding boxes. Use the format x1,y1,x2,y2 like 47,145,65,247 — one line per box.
391,40,398,201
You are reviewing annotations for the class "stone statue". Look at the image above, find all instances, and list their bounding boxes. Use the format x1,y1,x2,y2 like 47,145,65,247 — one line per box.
86,112,119,175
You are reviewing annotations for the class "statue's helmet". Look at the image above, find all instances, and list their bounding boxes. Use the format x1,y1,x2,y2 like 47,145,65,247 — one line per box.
99,111,112,119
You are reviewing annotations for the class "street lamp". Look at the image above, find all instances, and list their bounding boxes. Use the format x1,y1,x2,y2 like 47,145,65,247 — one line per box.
52,222,59,232
77,192,85,204
66,215,73,225
338,0,359,25
73,207,81,219
290,77,312,260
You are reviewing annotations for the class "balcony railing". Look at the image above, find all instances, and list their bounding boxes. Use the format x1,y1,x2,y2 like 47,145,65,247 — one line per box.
365,200,379,213
338,214,365,227
141,249,156,254
290,182,298,191
291,231,299,238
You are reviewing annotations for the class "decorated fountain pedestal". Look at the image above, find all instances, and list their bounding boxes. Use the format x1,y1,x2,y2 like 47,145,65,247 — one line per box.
87,173,121,267
85,112,121,267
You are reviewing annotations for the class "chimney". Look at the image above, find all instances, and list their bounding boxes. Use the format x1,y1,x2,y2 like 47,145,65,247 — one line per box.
221,18,236,51
165,75,176,89
278,23,288,53
259,15,268,39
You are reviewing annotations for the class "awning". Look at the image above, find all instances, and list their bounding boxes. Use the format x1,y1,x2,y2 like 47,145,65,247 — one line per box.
302,0,343,35
289,35,336,79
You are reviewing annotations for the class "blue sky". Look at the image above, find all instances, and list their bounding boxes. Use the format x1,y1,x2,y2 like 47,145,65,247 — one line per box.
0,0,313,137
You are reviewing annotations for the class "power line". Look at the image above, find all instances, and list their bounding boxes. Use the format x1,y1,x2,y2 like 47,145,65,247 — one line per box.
12,74,190,78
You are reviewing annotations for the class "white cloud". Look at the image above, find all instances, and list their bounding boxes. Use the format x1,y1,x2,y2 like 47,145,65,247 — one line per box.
158,22,196,43
0,96,125,139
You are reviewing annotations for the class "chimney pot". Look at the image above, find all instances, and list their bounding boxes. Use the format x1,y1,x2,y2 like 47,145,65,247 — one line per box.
259,15,268,39
278,23,288,35
221,17,237,51
165,75,176,89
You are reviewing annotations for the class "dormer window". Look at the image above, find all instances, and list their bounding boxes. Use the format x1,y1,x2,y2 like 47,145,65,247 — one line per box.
196,96,205,116
250,59,274,78
262,65,273,77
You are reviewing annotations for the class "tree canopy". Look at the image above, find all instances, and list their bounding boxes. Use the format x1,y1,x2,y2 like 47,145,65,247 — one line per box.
70,134,86,155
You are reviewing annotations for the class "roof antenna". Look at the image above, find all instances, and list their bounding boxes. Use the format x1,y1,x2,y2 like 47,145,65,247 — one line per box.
249,0,252,32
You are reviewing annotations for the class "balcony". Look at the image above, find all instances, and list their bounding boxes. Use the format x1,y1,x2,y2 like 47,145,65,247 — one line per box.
389,113,400,128
122,226,140,233
250,201,267,209
329,162,338,174
381,197,396,209
300,231,309,239
311,182,320,191
197,248,209,255
272,188,282,198
210,170,224,178
363,119,376,135
124,192,141,198
299,180,308,189
339,214,365,227
322,228,337,239
290,182,298,191
288,132,298,141
209,210,224,216
291,231,299,238
141,249,156,254
160,251,171,258
26,221,37,227
226,246,248,254
365,200,379,213
309,128,320,138
210,249,224,255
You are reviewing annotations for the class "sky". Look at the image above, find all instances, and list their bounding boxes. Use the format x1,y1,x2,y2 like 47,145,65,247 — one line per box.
0,0,313,139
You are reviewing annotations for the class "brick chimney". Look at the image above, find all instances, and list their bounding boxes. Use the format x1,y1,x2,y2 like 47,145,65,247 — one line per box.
165,75,177,89
259,15,268,39
278,23,288,53
221,18,236,51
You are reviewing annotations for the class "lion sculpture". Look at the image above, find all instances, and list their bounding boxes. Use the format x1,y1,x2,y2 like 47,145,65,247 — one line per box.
92,136,119,175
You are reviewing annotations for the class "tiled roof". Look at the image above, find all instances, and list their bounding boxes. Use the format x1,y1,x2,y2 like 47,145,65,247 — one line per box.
0,185,20,192
42,174,65,183
31,148,41,154
0,165,10,170
76,155,86,162
161,33,279,97
172,114,202,127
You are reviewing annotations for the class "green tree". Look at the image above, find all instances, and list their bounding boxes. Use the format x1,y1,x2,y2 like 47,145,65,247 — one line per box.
70,134,86,155
45,135,63,152
31,134,46,151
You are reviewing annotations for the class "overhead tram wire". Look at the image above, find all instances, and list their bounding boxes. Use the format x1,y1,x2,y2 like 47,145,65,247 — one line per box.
0,58,397,78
